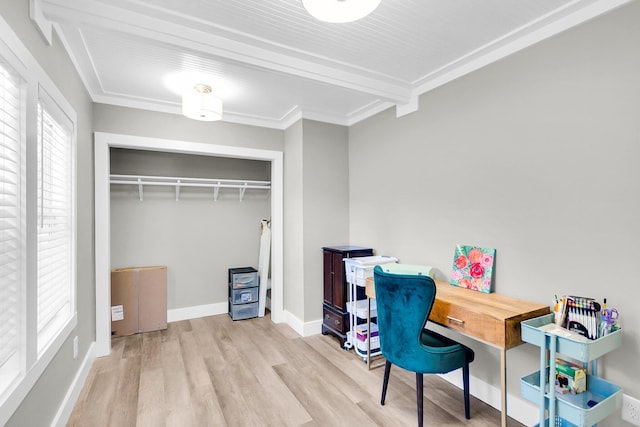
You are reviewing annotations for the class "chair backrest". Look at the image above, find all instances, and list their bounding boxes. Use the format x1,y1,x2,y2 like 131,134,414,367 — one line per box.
373,265,437,371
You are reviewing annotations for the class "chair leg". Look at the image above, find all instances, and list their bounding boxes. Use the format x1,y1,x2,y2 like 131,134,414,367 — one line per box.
381,360,392,405
416,373,423,427
463,362,471,419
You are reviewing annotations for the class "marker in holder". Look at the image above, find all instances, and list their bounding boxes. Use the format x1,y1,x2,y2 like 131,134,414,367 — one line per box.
560,295,601,340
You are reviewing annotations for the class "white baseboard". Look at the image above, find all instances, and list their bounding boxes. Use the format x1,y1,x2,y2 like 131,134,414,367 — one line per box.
283,310,322,337
303,318,323,337
51,341,96,427
166,304,318,338
167,302,228,322
283,310,305,336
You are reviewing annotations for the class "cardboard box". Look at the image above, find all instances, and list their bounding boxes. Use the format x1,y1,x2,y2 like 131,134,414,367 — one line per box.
111,266,167,337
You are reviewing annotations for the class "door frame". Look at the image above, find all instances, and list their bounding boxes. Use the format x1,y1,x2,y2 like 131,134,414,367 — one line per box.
94,132,283,356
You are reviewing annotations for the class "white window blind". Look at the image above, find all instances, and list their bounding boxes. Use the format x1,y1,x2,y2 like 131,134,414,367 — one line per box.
0,19,78,423
0,62,22,390
36,90,73,353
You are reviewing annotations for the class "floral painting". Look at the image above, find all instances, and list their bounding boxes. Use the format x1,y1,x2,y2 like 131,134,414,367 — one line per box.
450,245,496,293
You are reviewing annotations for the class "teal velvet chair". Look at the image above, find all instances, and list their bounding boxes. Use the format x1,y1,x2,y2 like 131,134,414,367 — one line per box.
373,266,475,426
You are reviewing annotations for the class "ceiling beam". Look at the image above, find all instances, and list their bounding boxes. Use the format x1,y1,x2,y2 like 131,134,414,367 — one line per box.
38,0,412,104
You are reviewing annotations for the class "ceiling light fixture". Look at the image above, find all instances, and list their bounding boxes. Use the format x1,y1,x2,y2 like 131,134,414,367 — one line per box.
182,83,223,121
302,0,381,23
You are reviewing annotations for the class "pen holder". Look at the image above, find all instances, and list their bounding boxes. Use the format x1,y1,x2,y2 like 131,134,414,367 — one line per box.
553,300,564,326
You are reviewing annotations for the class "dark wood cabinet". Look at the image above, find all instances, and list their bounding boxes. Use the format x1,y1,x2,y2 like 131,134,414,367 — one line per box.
322,245,373,346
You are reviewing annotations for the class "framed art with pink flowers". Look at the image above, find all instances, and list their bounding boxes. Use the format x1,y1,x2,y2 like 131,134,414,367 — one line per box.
450,245,496,293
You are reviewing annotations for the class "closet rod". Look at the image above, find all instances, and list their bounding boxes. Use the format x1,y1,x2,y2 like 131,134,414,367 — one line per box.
110,174,271,202
110,174,271,189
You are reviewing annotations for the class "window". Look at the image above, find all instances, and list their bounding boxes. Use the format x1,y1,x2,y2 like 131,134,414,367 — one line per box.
36,90,73,354
0,19,77,424
0,61,23,395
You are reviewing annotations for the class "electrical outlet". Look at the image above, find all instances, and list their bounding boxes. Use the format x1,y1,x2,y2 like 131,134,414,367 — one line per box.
622,394,640,425
73,336,78,360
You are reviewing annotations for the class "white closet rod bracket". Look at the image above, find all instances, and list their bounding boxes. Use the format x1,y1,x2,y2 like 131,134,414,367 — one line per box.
176,179,181,202
239,183,248,202
213,182,220,202
137,178,143,202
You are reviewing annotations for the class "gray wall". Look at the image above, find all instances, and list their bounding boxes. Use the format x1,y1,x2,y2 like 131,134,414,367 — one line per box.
283,119,350,322
110,149,271,309
1,2,95,426
283,120,305,319
302,120,350,320
94,103,284,152
348,2,640,425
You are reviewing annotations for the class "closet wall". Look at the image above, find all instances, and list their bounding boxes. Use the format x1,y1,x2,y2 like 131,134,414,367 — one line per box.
110,148,271,312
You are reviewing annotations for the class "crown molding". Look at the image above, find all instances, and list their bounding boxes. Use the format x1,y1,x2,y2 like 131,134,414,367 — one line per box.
30,0,53,45
411,0,633,97
34,0,633,130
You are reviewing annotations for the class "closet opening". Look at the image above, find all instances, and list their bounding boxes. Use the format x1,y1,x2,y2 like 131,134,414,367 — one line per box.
95,132,283,357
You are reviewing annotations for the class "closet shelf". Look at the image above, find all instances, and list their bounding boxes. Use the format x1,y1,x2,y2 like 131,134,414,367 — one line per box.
110,174,271,202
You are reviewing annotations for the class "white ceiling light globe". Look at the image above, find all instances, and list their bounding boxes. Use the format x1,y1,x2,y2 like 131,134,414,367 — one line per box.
302,0,381,23
182,84,223,121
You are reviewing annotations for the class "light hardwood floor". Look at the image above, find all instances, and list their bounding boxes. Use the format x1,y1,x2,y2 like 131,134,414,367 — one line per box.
67,313,524,427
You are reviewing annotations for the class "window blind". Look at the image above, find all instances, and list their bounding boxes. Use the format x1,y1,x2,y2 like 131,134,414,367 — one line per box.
0,62,21,388
36,91,72,353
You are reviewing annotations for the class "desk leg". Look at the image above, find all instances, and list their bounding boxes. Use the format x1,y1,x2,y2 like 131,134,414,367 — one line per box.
501,348,507,427
367,297,371,368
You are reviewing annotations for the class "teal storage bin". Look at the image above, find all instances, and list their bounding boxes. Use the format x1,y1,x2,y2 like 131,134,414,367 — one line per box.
530,417,578,427
521,369,622,426
521,314,622,362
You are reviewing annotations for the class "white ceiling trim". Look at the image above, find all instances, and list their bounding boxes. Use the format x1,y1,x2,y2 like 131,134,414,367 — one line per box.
411,0,633,97
57,24,105,97
51,21,297,129
93,91,304,130
38,0,413,103
277,106,303,131
348,100,396,126
29,0,53,45
32,0,634,130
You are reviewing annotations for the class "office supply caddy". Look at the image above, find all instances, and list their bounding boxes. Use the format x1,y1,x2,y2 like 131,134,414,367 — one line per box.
520,310,622,426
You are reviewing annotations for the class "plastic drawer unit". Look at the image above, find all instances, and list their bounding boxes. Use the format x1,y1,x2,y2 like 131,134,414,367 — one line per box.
520,313,622,427
228,267,259,320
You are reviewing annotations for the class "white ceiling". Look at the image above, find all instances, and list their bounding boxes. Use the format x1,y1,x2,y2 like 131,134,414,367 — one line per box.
34,0,629,129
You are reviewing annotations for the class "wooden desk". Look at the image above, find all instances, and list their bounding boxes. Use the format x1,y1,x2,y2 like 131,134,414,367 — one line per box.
365,276,550,427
